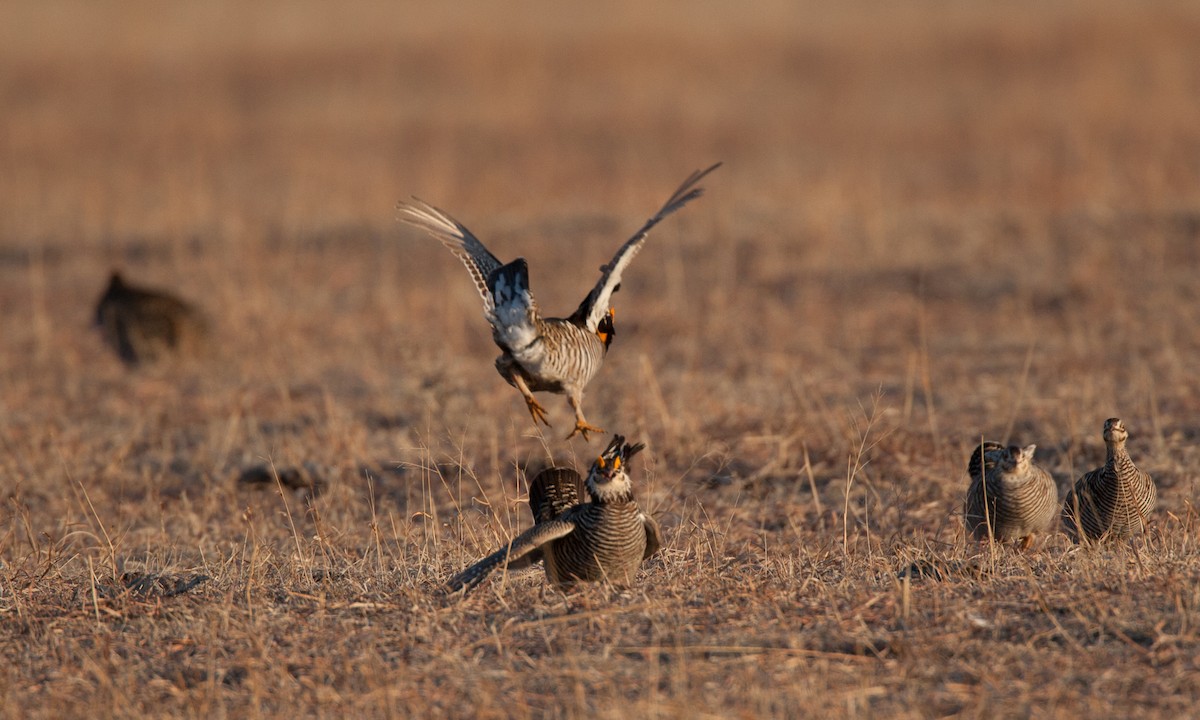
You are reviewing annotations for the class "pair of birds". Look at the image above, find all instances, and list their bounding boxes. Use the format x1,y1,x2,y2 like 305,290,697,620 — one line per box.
963,418,1157,548
399,164,721,592
95,166,719,592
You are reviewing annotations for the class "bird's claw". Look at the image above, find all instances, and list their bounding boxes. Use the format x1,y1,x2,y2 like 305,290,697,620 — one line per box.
566,420,606,442
525,397,552,428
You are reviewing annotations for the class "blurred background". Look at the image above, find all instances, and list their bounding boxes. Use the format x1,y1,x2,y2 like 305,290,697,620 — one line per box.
3,0,1200,516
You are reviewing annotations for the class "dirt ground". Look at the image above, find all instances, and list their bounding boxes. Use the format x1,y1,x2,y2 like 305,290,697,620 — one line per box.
3,1,1200,717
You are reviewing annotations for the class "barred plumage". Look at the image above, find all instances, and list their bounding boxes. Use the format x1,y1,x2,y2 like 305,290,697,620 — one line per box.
964,443,1059,549
93,271,209,366
447,435,661,592
398,164,720,440
1062,418,1156,542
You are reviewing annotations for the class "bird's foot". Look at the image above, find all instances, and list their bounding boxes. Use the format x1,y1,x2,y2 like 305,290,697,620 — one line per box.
565,419,605,441
525,396,552,428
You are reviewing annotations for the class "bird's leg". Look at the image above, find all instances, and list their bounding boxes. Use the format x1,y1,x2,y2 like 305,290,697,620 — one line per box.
565,392,604,441
511,372,552,427
1019,535,1034,552
510,374,551,427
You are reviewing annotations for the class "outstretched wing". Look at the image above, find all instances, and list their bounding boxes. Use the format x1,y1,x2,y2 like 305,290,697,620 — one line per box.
397,198,504,312
571,162,722,331
446,519,576,592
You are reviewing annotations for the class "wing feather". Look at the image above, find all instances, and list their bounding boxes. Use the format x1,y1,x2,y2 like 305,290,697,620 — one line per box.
641,512,662,561
446,519,576,592
397,198,504,312
572,163,721,330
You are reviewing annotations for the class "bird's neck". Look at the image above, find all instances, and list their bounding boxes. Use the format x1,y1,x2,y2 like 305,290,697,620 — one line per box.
587,487,636,506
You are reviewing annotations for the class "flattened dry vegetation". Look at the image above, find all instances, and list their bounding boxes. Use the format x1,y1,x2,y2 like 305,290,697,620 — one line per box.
3,1,1200,717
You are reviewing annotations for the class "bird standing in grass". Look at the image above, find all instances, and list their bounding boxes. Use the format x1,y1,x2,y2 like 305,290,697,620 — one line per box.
447,434,661,592
93,271,209,366
398,164,720,440
1062,418,1156,542
964,443,1059,549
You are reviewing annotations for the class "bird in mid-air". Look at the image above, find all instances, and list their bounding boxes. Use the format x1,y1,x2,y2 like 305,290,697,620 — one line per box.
398,163,720,440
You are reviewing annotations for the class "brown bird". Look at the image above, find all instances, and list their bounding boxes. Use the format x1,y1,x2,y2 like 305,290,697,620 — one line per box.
1062,418,1156,542
964,443,1058,549
447,434,661,592
398,164,720,440
93,271,209,366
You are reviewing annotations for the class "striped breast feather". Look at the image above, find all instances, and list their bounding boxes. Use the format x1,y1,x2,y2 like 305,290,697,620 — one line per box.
1065,459,1154,540
544,502,657,585
1003,466,1058,532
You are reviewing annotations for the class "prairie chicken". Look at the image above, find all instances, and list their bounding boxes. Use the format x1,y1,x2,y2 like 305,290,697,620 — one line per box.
1062,418,1156,542
94,271,209,366
964,443,1058,549
398,164,720,440
447,434,661,592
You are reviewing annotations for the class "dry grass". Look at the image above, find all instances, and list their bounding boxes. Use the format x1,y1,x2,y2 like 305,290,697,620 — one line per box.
3,0,1200,717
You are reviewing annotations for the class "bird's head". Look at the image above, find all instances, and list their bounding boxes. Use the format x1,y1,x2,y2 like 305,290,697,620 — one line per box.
596,308,616,350
1102,417,1128,444
999,444,1036,474
586,434,644,502
95,271,126,326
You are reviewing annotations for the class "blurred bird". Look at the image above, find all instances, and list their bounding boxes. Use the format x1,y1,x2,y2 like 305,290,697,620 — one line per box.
1062,418,1156,542
93,271,209,366
398,164,720,440
447,434,661,592
964,443,1058,549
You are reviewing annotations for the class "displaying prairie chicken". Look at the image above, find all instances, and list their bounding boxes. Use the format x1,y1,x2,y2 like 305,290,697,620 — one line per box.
398,164,720,440
447,434,661,592
1062,418,1156,542
93,271,209,366
964,443,1058,549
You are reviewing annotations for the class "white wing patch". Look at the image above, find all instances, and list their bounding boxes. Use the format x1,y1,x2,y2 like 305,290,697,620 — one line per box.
487,259,542,357
579,163,721,331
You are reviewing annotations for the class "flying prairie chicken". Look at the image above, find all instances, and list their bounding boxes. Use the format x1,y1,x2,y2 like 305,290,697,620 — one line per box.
446,434,661,592
1062,418,1156,543
964,442,1059,549
94,271,209,366
398,164,720,440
